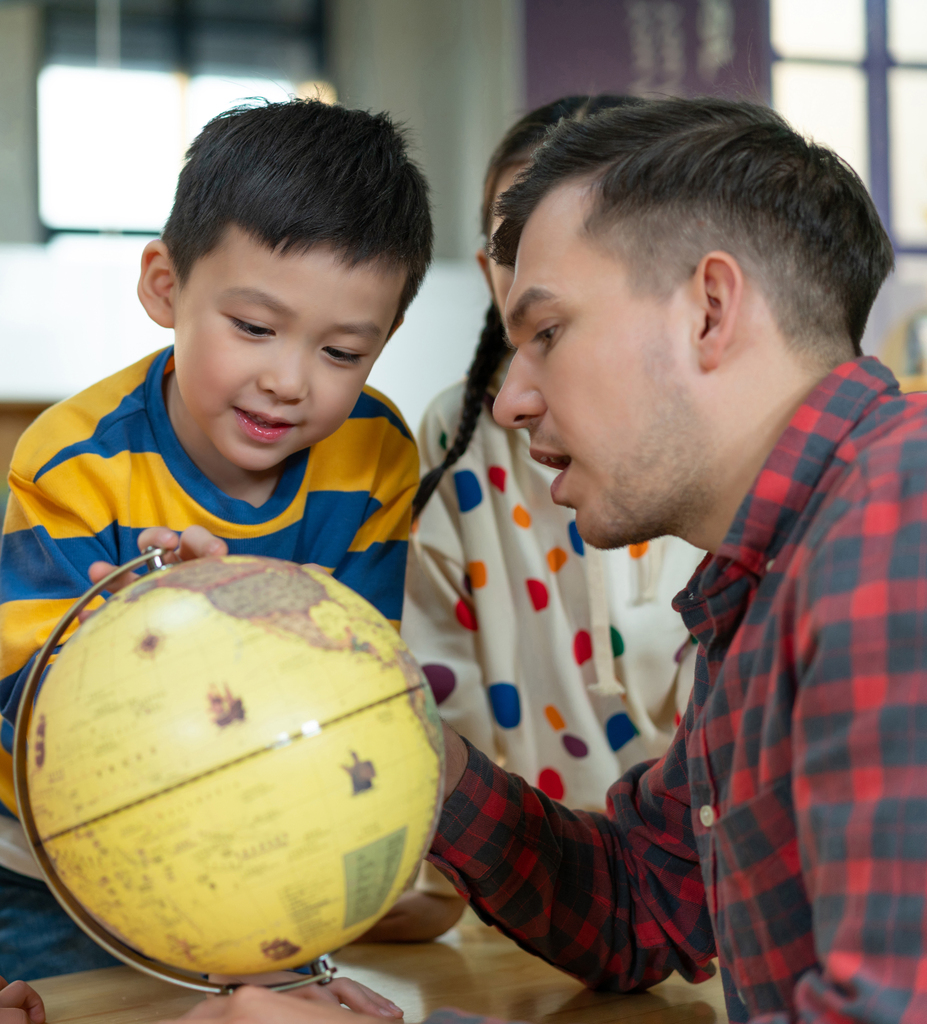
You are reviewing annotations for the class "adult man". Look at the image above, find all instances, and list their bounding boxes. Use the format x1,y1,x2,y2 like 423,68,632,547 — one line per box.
173,97,917,1023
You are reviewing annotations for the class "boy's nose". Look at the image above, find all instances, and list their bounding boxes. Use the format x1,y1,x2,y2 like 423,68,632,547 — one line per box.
492,351,546,431
258,358,309,403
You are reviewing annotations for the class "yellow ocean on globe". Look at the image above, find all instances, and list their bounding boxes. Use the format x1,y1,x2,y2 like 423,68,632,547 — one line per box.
25,556,444,975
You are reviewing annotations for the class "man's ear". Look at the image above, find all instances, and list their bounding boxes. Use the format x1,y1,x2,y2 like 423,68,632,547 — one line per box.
691,251,744,372
137,240,179,329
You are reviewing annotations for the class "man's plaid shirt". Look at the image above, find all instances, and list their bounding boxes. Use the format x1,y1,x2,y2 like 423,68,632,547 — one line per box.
428,358,927,1024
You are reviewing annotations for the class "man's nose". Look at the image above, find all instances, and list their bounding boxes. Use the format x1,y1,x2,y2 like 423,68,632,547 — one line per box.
492,351,546,430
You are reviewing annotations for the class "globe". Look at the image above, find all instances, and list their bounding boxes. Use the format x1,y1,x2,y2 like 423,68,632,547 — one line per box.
22,555,444,977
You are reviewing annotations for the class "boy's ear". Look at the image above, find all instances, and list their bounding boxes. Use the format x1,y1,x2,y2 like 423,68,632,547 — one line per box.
137,240,179,329
385,315,405,342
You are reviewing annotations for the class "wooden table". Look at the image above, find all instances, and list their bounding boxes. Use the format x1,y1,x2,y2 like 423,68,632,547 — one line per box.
31,923,728,1024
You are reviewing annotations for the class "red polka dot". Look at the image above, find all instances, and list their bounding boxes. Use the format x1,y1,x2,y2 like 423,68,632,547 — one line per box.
573,630,592,665
674,711,682,728
455,599,478,631
488,466,507,492
525,578,549,611
537,768,564,800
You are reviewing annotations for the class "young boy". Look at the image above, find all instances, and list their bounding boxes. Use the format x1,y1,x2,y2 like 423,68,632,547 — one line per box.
0,99,432,985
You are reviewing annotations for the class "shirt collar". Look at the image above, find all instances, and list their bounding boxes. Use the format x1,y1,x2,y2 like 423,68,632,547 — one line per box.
677,357,899,611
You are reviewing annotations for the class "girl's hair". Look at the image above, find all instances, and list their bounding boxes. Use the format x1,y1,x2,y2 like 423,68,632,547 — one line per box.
412,94,643,519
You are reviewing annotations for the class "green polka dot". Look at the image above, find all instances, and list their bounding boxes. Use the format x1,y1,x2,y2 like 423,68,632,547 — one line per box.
691,634,698,645
610,626,624,657
439,431,448,451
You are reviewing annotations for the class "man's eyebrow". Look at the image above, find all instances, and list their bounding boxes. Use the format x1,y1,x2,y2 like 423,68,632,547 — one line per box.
506,286,555,331
222,287,295,318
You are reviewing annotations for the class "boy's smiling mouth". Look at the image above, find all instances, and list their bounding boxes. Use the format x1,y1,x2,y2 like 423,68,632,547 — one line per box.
234,407,296,444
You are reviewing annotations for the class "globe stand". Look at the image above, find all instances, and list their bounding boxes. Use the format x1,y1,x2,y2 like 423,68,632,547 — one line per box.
12,548,336,995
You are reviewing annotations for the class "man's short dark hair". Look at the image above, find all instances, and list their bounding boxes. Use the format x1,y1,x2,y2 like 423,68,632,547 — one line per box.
491,98,893,361
163,99,433,319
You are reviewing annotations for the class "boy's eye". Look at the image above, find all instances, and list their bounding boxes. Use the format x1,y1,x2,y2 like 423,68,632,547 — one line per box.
323,347,362,365
230,317,273,338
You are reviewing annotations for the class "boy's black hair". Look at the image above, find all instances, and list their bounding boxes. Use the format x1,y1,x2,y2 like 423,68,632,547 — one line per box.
491,97,894,364
163,99,433,319
412,93,643,520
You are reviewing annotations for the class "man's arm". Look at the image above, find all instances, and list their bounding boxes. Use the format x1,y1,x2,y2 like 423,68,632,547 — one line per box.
430,722,716,993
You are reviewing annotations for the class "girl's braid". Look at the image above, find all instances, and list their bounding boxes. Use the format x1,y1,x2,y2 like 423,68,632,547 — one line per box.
411,303,507,519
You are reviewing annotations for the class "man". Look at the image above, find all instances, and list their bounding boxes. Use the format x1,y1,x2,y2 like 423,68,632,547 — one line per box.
171,97,920,1023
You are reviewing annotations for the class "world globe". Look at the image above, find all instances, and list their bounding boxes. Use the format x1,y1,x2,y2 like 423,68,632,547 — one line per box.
17,555,444,982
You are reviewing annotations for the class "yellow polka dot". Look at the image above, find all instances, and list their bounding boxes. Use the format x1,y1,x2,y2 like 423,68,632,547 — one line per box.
547,547,568,572
629,541,649,559
544,704,566,730
468,561,487,588
512,505,532,528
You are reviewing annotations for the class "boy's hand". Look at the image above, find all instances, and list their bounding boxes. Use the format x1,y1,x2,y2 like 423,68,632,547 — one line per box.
0,976,45,1024
206,975,401,1018
160,986,386,1023
84,527,229,606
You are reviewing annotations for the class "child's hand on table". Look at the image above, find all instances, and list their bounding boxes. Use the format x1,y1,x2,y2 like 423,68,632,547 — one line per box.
0,975,45,1024
167,975,402,1022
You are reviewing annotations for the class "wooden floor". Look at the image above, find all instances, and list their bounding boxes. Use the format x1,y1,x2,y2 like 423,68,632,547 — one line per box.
31,923,728,1024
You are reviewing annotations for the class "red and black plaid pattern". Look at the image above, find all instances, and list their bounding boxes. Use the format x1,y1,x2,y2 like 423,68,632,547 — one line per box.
430,358,927,1024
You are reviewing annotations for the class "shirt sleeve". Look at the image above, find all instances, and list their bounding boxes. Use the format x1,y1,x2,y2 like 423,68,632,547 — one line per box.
428,723,717,994
775,471,927,1023
0,466,114,812
332,407,420,629
400,403,495,754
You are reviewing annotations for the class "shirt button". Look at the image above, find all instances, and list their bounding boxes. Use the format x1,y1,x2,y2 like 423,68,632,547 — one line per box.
766,559,775,572
699,804,716,827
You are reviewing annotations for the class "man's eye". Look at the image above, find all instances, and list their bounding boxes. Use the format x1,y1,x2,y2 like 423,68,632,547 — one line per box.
231,317,272,338
534,326,557,346
324,347,362,365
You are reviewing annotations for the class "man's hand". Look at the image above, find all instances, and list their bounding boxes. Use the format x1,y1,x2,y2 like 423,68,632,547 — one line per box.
205,976,401,1018
83,526,229,608
160,984,392,1023
0,976,45,1024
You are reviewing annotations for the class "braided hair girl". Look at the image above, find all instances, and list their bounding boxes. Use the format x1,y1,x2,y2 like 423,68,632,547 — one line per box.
412,94,641,519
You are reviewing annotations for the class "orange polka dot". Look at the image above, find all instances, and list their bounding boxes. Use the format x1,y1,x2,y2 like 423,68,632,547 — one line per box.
411,517,420,534
629,541,649,559
544,704,566,730
547,547,568,572
467,560,487,588
512,505,532,528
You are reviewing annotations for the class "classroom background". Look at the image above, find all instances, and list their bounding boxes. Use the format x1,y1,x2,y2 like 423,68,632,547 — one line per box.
0,0,925,478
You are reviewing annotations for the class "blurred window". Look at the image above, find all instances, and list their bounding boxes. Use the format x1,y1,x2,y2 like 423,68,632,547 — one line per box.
38,0,330,234
771,0,927,251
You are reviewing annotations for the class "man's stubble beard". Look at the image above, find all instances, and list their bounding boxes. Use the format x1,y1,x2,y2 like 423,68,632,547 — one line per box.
582,371,715,551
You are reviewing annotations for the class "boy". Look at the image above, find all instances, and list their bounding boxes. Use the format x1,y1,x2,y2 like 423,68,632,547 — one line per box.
0,99,432,985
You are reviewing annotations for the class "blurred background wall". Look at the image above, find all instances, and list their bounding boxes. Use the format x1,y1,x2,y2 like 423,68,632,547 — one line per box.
0,0,925,466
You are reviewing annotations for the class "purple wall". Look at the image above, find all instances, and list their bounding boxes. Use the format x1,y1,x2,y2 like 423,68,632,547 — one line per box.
525,0,771,111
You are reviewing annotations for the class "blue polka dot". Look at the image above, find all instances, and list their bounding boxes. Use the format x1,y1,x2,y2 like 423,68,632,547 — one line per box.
605,712,637,751
454,470,483,513
488,682,521,728
569,521,584,556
